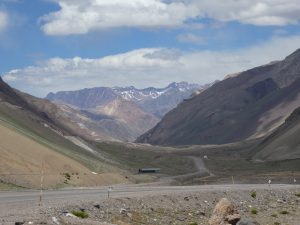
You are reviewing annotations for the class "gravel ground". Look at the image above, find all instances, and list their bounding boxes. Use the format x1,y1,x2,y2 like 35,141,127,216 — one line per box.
1,186,299,225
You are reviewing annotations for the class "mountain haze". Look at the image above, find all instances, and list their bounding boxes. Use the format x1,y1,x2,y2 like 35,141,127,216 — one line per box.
45,82,205,141
46,82,203,117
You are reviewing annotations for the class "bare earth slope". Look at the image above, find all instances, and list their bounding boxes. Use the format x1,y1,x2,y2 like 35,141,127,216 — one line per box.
137,49,300,146
0,77,128,188
0,122,108,188
252,106,300,161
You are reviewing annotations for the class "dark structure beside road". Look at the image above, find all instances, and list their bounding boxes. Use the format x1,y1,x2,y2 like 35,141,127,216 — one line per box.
138,168,160,173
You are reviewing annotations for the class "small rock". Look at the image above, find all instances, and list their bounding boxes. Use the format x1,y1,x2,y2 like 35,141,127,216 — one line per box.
94,204,101,209
120,208,127,214
227,214,241,224
52,217,60,225
66,213,76,218
237,218,260,225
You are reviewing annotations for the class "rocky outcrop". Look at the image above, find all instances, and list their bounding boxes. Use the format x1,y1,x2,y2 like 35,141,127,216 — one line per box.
209,198,241,225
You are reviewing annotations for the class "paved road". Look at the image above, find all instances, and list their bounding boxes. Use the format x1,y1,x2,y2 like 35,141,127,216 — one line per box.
1,184,298,206
1,184,299,223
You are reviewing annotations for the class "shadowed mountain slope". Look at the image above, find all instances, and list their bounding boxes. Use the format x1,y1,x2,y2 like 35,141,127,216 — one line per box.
137,49,300,146
252,106,300,161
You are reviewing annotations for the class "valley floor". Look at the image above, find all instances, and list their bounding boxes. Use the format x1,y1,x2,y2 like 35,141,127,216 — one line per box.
0,184,299,225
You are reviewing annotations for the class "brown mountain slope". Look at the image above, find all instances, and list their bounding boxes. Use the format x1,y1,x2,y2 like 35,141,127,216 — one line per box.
0,77,128,188
251,106,300,161
0,122,127,188
137,49,300,146
51,98,160,142
89,98,160,141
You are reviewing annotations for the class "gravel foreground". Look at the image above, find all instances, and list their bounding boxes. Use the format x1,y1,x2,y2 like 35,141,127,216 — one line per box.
1,185,299,225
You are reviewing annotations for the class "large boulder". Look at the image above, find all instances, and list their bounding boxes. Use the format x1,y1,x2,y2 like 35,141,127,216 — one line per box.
209,198,241,225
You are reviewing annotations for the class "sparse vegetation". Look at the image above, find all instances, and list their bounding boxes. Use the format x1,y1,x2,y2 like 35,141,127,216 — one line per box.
280,210,289,215
189,223,198,225
62,172,71,184
295,192,300,197
250,191,257,198
63,172,71,180
71,210,89,219
271,213,278,218
274,222,280,225
250,208,258,215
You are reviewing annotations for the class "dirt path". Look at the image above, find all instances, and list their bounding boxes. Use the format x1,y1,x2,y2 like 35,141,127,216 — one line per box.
158,156,212,184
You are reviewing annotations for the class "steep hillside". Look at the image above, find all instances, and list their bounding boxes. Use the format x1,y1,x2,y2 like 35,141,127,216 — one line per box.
52,98,160,142
0,122,126,188
252,106,300,161
0,77,127,188
137,49,300,146
90,98,160,141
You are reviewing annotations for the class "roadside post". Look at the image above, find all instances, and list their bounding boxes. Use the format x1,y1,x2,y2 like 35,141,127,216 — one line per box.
39,163,44,207
107,186,113,220
108,186,113,198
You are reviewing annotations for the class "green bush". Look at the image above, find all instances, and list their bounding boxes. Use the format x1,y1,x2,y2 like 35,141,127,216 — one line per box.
279,210,289,215
250,208,258,215
295,192,300,197
271,213,278,218
250,191,257,199
72,210,89,219
64,172,71,180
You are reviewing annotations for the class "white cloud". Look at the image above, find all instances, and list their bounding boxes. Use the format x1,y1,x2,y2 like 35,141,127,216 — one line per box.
40,0,300,35
3,35,300,97
0,11,8,32
188,0,300,26
41,0,199,35
177,33,206,45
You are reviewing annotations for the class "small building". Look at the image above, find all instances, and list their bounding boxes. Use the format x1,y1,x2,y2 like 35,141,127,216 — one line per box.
138,168,161,173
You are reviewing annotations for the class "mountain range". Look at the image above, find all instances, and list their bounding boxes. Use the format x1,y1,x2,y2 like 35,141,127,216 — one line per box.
47,82,205,117
46,82,206,141
137,49,300,146
1,49,300,189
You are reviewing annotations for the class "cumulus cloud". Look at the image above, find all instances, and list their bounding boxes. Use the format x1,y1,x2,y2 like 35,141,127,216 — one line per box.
41,0,199,35
0,11,8,31
40,0,300,35
188,0,300,26
3,35,300,97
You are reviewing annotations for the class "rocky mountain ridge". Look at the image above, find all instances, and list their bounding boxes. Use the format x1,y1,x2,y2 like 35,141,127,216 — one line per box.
137,49,300,146
46,81,205,117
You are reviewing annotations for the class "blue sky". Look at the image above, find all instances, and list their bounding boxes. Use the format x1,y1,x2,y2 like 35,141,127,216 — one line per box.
1,0,300,97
